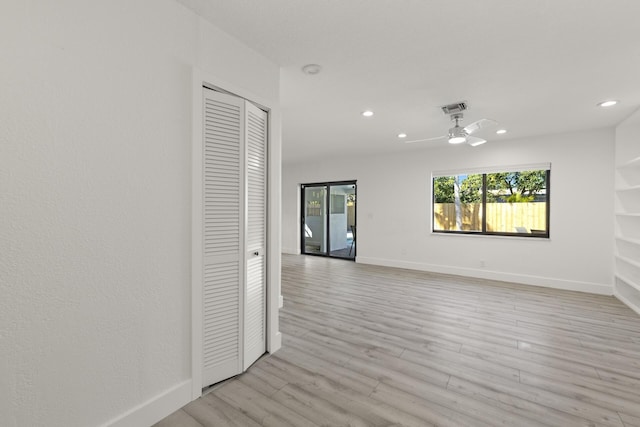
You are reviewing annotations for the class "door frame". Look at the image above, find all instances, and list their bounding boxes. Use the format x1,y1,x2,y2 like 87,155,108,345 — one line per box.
300,180,357,259
191,68,282,400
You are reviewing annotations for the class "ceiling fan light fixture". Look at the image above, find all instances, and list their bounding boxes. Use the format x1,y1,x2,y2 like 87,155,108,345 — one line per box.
397,133,407,138
411,103,498,147
448,123,467,144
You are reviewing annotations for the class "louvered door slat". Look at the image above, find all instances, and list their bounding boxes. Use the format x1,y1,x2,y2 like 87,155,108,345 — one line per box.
202,89,244,387
244,103,267,369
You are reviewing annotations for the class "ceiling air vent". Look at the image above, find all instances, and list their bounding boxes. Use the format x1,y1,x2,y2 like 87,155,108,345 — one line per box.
441,102,467,115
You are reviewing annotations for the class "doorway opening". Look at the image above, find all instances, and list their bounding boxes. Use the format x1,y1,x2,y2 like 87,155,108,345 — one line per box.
301,181,356,260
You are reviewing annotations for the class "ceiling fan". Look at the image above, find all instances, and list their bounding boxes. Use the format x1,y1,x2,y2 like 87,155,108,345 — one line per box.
405,102,497,147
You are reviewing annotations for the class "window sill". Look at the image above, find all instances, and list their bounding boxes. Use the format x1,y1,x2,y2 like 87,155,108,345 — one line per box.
430,231,550,241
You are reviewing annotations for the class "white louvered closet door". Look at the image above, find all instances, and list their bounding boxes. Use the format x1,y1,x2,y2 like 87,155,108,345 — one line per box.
202,88,245,387
244,102,267,370
201,88,267,388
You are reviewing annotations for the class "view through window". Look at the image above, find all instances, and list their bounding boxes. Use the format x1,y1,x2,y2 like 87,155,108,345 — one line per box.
432,165,550,237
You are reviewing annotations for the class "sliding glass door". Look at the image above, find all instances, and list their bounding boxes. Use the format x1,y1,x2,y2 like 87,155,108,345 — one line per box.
301,181,356,260
302,185,327,255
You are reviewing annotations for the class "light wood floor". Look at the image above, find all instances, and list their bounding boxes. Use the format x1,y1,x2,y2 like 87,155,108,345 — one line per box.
156,254,640,427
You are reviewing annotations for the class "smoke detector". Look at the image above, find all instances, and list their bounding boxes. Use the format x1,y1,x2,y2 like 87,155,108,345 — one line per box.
302,64,322,75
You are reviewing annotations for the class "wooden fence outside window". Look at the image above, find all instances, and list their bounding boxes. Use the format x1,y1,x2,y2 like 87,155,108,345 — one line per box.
434,202,547,232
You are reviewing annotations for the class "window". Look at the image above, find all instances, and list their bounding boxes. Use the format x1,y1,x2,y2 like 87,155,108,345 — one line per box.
432,164,550,237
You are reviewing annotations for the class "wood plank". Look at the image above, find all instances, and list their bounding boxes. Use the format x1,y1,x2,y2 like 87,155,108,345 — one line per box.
620,412,640,427
446,376,599,427
153,409,203,427
518,371,640,418
272,383,380,427
214,379,318,427
370,382,498,427
183,394,262,427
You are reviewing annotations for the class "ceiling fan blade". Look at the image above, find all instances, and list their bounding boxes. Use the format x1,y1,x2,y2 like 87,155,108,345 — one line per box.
404,135,446,144
467,136,487,147
463,118,497,135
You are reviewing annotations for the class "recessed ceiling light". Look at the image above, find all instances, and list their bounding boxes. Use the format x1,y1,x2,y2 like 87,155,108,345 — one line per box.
362,110,374,117
301,64,322,75
598,100,618,107
496,129,507,134
398,133,407,138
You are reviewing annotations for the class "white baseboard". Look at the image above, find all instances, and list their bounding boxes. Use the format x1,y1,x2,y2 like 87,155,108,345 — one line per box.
356,256,613,296
102,379,192,427
269,331,282,353
282,247,300,255
615,290,640,316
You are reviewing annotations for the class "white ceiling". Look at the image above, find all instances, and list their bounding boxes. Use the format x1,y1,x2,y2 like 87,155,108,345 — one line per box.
177,0,640,163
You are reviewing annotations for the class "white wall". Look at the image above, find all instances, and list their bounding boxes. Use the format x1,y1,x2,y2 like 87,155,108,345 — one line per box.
0,1,280,426
283,128,615,294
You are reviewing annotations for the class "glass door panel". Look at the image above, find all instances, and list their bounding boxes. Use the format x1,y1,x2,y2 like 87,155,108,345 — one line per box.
303,186,327,255
329,184,356,259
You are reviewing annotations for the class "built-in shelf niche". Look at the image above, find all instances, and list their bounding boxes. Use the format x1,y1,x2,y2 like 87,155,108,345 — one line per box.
616,236,640,261
618,155,640,169
616,276,640,312
614,116,640,315
615,215,640,240
616,186,640,212
616,256,640,286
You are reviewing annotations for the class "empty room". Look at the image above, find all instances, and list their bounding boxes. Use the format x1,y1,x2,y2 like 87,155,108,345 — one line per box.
3,1,640,427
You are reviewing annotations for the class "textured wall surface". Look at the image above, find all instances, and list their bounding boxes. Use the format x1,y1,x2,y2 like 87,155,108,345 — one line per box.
0,1,280,426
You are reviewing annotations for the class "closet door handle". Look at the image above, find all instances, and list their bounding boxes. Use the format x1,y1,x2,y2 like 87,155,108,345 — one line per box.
253,251,259,256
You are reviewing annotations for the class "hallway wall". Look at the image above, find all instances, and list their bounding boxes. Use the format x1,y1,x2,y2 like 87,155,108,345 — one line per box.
0,1,281,426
